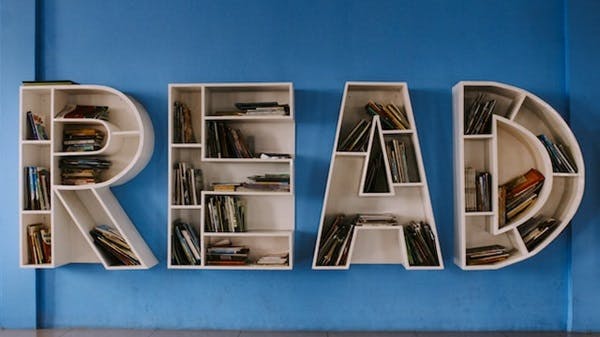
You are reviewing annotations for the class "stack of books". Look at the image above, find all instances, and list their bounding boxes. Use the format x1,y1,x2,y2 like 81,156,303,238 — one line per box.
365,100,410,130
385,139,418,183
171,221,201,265
59,157,111,185
257,253,289,266
464,93,497,134
26,111,49,140
27,223,51,264
56,104,109,120
214,101,290,116
205,195,246,232
206,240,249,266
537,134,577,173
173,101,196,143
518,216,560,251
172,162,203,205
89,224,139,266
24,166,51,210
466,244,512,265
316,214,356,267
238,173,290,192
355,213,398,226
404,221,439,266
338,119,372,152
499,168,545,225
206,121,254,158
62,127,105,152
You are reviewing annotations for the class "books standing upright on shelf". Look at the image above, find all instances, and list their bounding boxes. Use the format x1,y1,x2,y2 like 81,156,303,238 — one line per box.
25,166,51,211
537,134,577,173
385,138,419,183
206,121,255,158
464,94,497,134
316,214,356,267
26,111,49,140
27,223,51,264
171,221,201,266
205,195,246,232
465,167,477,211
404,221,439,266
172,162,203,205
173,101,196,143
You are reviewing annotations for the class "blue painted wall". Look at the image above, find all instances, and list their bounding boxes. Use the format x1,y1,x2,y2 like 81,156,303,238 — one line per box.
567,0,600,332
2,0,596,331
0,0,38,328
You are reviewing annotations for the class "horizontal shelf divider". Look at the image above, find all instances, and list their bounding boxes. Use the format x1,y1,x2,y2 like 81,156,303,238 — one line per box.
202,191,292,196
335,151,368,157
392,182,424,187
204,115,293,121
22,140,52,145
202,158,292,163
381,129,414,135
463,134,494,139
171,143,202,148
22,210,52,215
170,204,202,209
464,211,495,216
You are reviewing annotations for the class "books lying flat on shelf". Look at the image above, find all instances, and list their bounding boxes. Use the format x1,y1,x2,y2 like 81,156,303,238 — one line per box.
257,253,289,265
206,241,250,266
59,157,111,185
205,195,246,232
464,93,497,135
258,152,292,159
89,224,140,266
27,223,51,264
537,134,577,173
213,101,290,116
173,101,196,143
212,173,290,193
172,162,203,205
466,244,512,265
365,100,410,130
56,104,109,120
338,118,372,152
518,216,560,251
356,213,398,226
62,127,105,152
26,111,49,140
316,214,356,266
206,121,254,158
499,168,544,224
22,80,78,86
171,221,201,265
25,166,50,211
404,221,439,266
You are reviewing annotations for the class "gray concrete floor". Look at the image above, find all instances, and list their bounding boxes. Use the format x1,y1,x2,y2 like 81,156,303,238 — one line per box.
0,330,599,337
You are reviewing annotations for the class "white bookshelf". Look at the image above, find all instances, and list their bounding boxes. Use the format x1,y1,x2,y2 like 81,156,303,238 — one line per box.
312,82,444,270
19,84,157,269
168,83,295,270
453,81,585,270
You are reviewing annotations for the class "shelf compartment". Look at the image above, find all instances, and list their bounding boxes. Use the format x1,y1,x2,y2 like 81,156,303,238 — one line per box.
383,133,422,184
170,85,203,145
204,83,293,119
200,161,293,194
203,231,292,269
203,120,294,159
350,226,404,265
463,215,524,269
495,116,554,232
21,88,52,141
20,212,53,268
53,87,141,132
463,84,523,122
202,193,293,232
169,208,202,268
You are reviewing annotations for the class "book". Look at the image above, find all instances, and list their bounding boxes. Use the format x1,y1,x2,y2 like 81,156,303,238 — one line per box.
537,134,577,173
404,221,439,266
316,214,356,266
90,224,140,266
26,111,49,140
338,119,372,152
205,195,246,232
464,94,497,134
